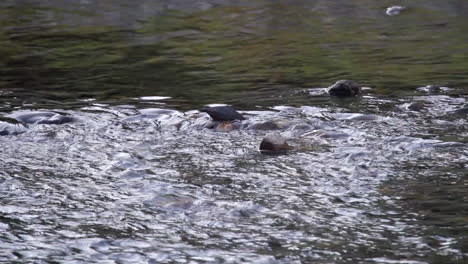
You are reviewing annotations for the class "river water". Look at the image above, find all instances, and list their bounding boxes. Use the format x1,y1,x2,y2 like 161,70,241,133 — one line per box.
1,1,467,263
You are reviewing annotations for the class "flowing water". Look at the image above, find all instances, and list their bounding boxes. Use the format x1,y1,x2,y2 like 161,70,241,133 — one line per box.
1,1,468,263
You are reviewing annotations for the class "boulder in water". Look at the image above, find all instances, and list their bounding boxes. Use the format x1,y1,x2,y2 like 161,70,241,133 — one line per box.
259,133,291,154
327,80,362,97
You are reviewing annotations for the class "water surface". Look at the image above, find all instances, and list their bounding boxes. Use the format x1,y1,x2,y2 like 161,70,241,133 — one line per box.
0,1,467,263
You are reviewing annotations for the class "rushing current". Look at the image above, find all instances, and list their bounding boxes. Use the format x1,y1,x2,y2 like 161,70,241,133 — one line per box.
1,1,467,263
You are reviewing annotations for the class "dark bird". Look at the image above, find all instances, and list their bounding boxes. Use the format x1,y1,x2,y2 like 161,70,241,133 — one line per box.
200,106,246,121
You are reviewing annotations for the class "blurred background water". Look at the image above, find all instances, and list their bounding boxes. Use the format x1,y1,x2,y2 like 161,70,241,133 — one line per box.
0,1,467,263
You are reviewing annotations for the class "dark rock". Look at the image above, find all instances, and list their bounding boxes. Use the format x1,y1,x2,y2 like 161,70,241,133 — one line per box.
259,133,291,154
425,85,441,93
7,111,77,125
267,239,283,250
327,80,362,97
200,106,245,121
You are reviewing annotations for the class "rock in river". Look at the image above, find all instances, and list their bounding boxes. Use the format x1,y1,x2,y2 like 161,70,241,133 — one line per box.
327,80,362,97
259,133,291,154
200,106,246,121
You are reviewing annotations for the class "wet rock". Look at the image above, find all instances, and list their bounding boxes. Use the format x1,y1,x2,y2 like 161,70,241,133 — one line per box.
200,106,245,121
425,85,441,93
327,80,362,97
259,133,291,154
7,111,77,125
386,6,405,16
0,117,28,136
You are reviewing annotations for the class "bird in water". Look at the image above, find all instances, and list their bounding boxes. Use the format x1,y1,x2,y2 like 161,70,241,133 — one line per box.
200,106,246,121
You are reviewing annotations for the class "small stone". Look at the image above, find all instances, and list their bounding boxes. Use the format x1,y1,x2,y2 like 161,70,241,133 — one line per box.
200,106,245,121
259,133,291,154
327,80,362,97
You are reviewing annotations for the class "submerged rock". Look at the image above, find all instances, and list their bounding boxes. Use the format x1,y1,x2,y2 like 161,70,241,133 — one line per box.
327,80,362,97
0,117,28,136
259,133,291,154
200,106,245,121
7,111,77,125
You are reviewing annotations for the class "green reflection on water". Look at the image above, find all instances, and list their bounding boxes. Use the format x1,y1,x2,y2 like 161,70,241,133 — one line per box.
1,2,468,108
